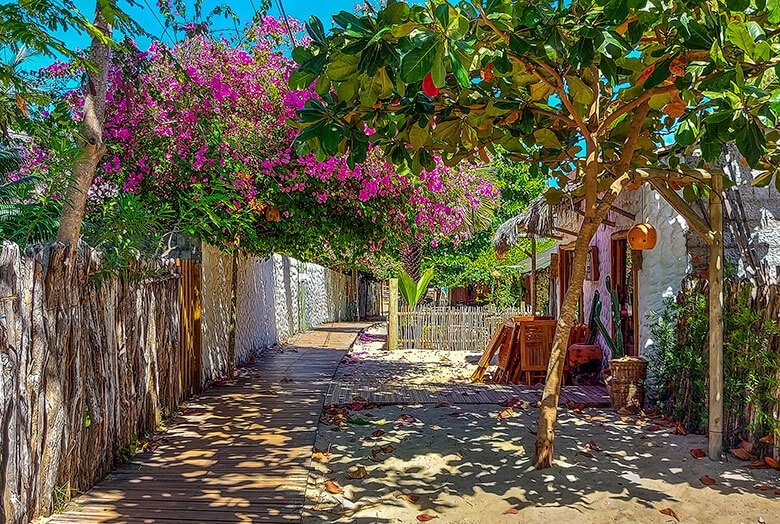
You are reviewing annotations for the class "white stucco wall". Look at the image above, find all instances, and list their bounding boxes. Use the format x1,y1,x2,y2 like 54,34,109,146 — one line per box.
200,246,353,383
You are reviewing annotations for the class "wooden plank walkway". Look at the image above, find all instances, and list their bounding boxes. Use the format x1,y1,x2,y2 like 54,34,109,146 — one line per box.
324,382,610,407
45,322,371,524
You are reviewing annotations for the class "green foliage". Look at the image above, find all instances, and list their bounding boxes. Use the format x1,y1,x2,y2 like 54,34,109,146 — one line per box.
649,279,780,448
423,156,547,295
398,267,434,309
648,286,710,433
294,0,780,205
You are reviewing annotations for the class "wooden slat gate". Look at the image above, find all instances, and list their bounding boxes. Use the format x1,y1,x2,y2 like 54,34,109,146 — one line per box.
177,259,202,395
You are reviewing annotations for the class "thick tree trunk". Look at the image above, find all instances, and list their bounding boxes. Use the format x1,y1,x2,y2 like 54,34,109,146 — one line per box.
533,218,600,468
56,4,112,245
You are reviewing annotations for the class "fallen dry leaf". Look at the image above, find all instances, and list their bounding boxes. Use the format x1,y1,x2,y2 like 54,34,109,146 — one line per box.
753,483,774,491
645,424,662,432
660,507,680,521
700,475,717,486
312,451,329,463
690,448,707,459
673,422,688,436
346,465,367,480
324,480,343,494
585,441,601,452
395,493,421,503
397,414,416,424
435,402,451,408
497,408,515,421
417,515,438,522
731,448,757,461
759,434,774,444
380,444,395,454
500,397,524,408
748,460,771,469
738,438,754,453
765,456,779,469
502,508,519,514
371,429,385,438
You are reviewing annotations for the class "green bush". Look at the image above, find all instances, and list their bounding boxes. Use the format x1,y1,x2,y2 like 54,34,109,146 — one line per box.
649,279,780,450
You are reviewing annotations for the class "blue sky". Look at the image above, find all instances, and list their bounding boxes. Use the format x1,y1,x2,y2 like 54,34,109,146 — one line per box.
58,0,361,50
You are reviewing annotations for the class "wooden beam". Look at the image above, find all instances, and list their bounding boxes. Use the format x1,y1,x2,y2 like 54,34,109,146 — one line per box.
575,207,616,227
609,204,635,220
648,179,714,245
530,237,537,314
708,172,724,460
388,278,399,350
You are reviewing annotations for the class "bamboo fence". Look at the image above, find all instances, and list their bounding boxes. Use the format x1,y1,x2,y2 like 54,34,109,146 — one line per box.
397,305,528,351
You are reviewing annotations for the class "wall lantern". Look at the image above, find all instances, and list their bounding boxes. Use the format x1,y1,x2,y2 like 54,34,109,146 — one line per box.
628,223,658,250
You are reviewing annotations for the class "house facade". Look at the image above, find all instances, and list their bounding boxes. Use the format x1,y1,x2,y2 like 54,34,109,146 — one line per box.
549,144,780,359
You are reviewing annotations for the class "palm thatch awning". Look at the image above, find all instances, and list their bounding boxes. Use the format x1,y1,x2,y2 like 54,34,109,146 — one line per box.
493,197,557,258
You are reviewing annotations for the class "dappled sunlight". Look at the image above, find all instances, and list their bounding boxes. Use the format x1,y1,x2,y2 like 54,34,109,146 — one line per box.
304,403,780,523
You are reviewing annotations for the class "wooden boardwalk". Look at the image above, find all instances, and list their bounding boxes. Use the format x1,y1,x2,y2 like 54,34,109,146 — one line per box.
46,322,370,524
325,381,610,407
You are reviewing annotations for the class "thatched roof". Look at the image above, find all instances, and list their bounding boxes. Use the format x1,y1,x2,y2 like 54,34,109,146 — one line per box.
493,196,557,258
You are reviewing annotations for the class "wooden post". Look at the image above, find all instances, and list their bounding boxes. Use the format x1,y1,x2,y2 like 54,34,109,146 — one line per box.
709,171,724,460
354,268,360,321
388,278,399,350
530,236,537,314
227,249,238,380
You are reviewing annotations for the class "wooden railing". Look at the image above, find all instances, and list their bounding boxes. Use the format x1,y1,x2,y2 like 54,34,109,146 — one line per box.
396,305,528,351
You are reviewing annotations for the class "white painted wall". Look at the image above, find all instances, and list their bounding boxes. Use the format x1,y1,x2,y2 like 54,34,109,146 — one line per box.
200,245,353,383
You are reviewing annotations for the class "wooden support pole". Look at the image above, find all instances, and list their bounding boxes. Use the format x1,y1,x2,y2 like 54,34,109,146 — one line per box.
388,278,399,350
227,249,238,380
709,171,724,460
530,237,537,314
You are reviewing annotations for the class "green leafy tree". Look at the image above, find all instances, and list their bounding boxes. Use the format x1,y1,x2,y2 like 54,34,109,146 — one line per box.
293,0,780,467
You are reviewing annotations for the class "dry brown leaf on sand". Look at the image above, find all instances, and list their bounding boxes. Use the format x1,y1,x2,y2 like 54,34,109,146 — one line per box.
371,429,385,438
700,475,717,486
324,480,344,494
660,507,680,521
380,444,395,454
346,465,367,480
312,451,329,463
395,493,421,503
731,447,757,461
502,508,519,514
585,441,601,451
690,448,706,459
759,434,774,444
417,514,438,521
765,456,780,470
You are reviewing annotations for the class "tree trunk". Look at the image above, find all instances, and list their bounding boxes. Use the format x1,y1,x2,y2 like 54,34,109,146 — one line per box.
400,240,422,281
533,218,600,468
56,4,112,245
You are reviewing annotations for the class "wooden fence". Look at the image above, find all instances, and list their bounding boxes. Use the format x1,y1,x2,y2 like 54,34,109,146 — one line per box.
397,305,527,351
0,243,193,524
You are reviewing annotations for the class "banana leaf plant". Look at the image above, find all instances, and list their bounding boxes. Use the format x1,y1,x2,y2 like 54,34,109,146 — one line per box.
398,267,434,310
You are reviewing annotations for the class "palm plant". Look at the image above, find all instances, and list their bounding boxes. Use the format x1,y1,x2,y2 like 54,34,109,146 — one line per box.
398,267,434,310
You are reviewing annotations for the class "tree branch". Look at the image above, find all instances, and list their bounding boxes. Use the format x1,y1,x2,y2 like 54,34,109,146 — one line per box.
597,83,677,135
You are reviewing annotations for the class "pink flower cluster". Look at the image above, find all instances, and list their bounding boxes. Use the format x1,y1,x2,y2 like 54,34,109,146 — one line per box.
22,16,499,260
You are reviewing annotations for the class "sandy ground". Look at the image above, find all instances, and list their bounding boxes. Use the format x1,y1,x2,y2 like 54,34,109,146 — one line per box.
304,405,780,524
304,323,780,523
335,323,483,385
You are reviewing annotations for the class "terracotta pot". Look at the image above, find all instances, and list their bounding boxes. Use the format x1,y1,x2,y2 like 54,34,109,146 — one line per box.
628,223,658,250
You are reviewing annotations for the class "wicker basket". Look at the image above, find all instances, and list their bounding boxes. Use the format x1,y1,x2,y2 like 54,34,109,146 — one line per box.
607,357,648,411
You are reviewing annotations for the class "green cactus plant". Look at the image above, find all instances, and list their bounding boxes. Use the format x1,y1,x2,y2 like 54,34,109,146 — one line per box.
589,276,625,359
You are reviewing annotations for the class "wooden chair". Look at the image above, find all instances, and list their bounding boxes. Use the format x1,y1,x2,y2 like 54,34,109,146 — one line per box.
519,320,557,384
